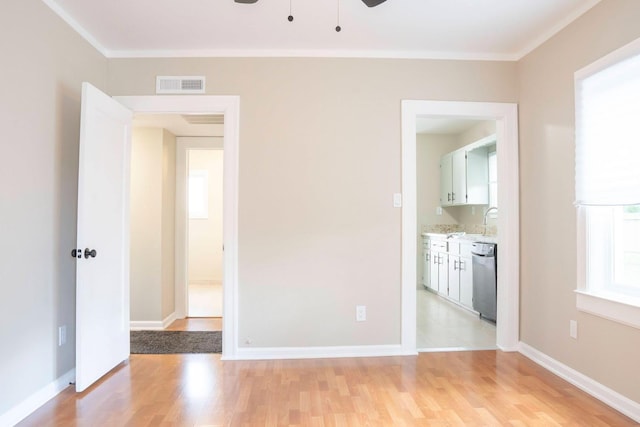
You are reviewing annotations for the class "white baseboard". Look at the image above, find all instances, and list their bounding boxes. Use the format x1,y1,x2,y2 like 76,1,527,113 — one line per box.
130,312,176,331
162,312,176,329
519,342,640,423
230,344,410,361
0,369,75,427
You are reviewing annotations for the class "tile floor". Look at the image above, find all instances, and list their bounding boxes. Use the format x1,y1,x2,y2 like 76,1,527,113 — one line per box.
416,287,496,351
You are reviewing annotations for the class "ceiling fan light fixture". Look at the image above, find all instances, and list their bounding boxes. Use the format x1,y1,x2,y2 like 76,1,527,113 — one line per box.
361,0,387,6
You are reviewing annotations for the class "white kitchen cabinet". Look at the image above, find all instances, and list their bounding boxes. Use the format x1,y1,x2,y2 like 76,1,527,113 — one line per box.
439,139,491,207
457,242,474,309
422,238,431,289
429,238,448,294
458,254,473,308
446,241,460,301
425,236,475,310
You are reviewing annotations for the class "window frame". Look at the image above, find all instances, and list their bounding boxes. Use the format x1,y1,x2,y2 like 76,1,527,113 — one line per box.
575,36,640,329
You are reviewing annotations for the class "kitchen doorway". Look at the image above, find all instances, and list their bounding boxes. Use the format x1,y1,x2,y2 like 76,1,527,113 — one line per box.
400,100,520,354
415,118,498,351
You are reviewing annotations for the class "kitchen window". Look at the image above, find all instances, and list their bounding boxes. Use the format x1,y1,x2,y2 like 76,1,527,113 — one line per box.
575,36,640,329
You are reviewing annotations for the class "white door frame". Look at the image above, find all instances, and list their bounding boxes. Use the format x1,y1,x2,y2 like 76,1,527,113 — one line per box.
115,95,240,360
175,137,224,319
401,100,520,354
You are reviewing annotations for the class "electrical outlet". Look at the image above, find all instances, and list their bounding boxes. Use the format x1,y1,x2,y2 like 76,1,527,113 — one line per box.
569,320,578,339
471,206,476,215
58,326,67,346
436,206,443,216
356,305,366,322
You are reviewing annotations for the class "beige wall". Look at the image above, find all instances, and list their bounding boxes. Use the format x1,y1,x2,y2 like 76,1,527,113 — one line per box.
188,150,224,285
108,58,517,347
130,128,176,322
518,0,640,402
0,0,108,415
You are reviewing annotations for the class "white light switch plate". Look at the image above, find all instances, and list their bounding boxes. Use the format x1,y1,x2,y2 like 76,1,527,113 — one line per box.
393,193,402,208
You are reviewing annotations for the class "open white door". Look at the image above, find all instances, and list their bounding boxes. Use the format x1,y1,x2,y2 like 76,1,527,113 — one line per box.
75,82,132,392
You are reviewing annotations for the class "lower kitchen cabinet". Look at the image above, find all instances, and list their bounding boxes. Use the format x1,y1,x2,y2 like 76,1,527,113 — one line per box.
423,235,474,310
429,238,448,294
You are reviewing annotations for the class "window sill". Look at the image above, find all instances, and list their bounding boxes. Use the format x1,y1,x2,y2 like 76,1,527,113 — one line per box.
575,290,640,330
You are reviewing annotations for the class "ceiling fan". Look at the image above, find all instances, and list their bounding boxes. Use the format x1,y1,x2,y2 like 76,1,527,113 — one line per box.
235,0,387,6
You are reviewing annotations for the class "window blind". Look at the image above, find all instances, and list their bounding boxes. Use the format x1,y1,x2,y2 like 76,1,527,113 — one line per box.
575,38,640,206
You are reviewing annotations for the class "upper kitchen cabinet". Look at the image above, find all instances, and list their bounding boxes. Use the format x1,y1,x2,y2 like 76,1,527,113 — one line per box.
439,134,494,206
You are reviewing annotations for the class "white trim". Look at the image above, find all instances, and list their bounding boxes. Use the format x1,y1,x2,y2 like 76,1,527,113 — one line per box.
575,33,640,81
231,345,413,361
130,321,162,331
576,291,640,330
401,100,520,354
106,48,519,61
0,369,75,427
129,312,177,330
40,0,108,57
519,342,640,423
115,95,240,360
417,346,497,353
162,312,177,329
515,0,601,60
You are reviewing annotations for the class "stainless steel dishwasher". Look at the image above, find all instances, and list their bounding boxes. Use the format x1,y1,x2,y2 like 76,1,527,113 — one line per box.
471,242,497,322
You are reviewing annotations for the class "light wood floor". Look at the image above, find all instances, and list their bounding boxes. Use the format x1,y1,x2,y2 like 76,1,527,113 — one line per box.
166,317,223,331
18,351,635,426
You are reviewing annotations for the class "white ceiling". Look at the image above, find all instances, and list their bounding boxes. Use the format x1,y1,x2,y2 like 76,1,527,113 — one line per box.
43,0,600,60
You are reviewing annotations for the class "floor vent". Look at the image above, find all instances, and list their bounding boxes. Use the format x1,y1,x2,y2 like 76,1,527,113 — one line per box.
156,76,206,94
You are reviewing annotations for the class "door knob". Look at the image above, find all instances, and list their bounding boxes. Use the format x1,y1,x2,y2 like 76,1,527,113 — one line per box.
84,248,97,259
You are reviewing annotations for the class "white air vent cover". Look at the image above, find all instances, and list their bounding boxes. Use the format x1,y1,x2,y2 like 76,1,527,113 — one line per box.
156,76,205,94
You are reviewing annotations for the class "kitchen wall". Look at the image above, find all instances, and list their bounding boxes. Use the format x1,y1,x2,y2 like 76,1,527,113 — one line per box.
0,0,108,417
130,128,176,323
518,0,640,403
188,149,224,286
108,58,517,347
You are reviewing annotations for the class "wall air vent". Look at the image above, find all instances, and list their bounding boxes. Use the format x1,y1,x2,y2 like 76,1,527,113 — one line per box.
156,76,206,94
181,114,224,125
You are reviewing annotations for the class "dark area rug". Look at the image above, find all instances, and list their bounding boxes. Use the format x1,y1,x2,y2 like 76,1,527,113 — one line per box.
130,330,222,354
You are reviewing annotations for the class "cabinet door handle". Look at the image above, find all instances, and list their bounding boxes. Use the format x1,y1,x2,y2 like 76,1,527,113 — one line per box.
447,193,451,202
459,260,465,271
453,260,458,270
451,192,455,202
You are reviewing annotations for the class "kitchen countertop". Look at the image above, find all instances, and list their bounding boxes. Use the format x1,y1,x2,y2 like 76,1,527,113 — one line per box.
422,232,498,244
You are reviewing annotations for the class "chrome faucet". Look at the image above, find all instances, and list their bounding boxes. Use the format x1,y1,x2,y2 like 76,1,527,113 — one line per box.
483,206,498,235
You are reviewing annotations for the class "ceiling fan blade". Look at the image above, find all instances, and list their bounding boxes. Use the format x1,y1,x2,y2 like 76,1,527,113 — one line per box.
235,0,259,3
361,0,387,7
